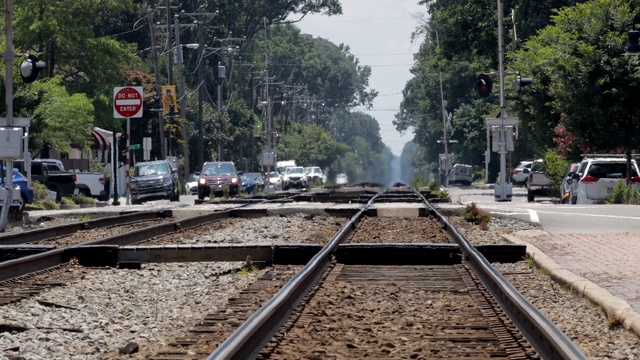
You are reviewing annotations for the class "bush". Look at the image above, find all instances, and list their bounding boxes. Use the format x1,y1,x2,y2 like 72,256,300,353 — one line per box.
604,181,640,204
40,200,59,210
543,150,571,200
73,196,97,205
462,202,491,230
412,177,430,188
32,181,52,201
60,197,75,205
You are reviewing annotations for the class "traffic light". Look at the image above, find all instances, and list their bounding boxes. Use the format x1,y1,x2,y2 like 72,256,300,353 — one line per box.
476,74,492,97
512,74,533,93
20,54,46,83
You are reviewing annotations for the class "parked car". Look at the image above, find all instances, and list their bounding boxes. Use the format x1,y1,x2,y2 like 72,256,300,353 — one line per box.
336,173,349,185
1,167,34,211
14,159,76,202
267,171,283,191
184,172,199,195
283,166,308,189
197,161,240,199
33,159,107,200
560,162,580,204
573,156,640,204
512,160,533,184
129,160,180,204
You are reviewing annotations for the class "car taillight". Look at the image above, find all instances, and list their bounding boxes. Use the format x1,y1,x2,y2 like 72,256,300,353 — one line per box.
580,175,598,183
629,176,640,183
72,173,77,183
99,177,105,185
528,173,533,182
514,169,521,174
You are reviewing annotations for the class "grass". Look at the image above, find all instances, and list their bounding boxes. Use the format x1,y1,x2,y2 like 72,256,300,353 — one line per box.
73,196,97,205
462,202,491,230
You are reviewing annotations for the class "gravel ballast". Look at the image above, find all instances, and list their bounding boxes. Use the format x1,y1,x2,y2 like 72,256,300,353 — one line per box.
0,213,638,359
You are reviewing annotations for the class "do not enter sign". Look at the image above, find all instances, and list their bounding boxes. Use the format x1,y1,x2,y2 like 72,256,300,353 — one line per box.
113,86,144,118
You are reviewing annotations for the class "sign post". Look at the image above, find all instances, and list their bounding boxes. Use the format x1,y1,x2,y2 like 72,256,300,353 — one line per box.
114,86,143,205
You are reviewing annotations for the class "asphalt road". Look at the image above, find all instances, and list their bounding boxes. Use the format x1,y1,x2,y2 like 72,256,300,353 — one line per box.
442,185,640,235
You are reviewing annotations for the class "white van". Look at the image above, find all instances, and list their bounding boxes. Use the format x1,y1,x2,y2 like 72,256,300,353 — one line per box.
448,164,473,185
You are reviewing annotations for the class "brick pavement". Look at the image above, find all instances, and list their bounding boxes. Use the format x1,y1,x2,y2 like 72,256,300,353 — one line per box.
506,229,640,334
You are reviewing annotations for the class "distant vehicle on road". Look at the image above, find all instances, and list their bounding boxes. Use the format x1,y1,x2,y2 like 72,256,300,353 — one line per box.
197,161,240,199
1,167,34,211
184,172,199,195
336,173,348,185
512,161,533,184
267,171,283,191
526,159,551,202
130,160,180,204
448,164,472,185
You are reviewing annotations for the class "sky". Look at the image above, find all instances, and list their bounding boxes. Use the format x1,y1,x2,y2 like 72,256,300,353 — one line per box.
293,0,425,157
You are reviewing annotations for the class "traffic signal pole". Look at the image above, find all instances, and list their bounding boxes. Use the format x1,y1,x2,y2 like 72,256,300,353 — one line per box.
0,0,15,232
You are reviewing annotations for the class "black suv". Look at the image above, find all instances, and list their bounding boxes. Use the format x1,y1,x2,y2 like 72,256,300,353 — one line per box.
130,160,180,204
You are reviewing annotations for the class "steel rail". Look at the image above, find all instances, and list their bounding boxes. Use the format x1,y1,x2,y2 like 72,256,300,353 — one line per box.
420,190,588,360
0,206,248,282
0,210,172,245
206,190,385,359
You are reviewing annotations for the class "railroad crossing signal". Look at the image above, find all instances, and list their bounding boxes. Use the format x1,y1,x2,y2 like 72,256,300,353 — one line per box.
476,74,493,97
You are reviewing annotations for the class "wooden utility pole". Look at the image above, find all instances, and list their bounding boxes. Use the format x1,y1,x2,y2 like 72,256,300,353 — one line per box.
174,15,190,178
147,9,166,159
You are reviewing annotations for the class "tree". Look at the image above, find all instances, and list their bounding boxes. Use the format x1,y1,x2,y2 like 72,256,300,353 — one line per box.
21,77,94,154
513,0,640,179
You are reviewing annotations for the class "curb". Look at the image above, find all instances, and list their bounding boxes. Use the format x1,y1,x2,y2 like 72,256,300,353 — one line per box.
503,234,640,338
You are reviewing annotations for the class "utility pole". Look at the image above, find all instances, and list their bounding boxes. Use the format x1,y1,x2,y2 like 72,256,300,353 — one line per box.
197,20,204,168
436,31,450,187
147,9,166,160
165,0,173,87
174,15,190,178
0,0,15,232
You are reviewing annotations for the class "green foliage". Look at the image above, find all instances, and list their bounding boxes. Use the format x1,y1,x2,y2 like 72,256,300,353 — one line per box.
40,200,59,210
32,182,52,201
462,202,491,230
604,181,640,204
543,150,571,199
222,185,230,199
412,177,430,188
73,196,97,205
26,77,94,154
60,197,75,205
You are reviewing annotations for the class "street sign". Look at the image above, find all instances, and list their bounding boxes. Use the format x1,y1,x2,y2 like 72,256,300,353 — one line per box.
113,87,144,118
130,144,141,150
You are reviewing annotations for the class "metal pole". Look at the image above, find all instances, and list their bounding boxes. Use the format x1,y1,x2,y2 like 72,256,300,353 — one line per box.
112,131,120,206
217,82,222,161
0,0,15,232
125,118,131,205
497,0,508,201
174,15,190,178
165,0,173,86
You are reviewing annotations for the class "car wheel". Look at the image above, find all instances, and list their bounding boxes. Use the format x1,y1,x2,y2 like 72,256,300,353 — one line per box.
571,195,577,205
197,189,206,200
527,191,534,202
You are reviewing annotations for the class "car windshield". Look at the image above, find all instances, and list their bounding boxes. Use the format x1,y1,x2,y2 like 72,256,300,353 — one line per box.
201,163,237,176
269,171,279,179
135,163,169,176
286,167,304,174
187,173,199,182
244,172,262,180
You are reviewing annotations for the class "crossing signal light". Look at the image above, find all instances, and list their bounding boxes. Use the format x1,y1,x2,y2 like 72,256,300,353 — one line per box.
513,75,533,93
20,54,46,83
476,74,492,97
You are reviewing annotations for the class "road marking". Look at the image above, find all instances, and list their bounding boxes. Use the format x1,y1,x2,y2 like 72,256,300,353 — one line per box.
533,210,640,220
527,209,540,223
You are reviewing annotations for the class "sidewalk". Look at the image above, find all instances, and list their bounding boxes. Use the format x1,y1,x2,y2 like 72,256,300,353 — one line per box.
504,230,640,337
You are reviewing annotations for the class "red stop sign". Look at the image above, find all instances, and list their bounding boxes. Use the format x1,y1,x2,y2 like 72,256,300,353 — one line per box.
113,87,143,118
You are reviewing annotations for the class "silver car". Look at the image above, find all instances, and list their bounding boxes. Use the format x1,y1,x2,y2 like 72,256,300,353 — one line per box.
512,161,533,184
574,157,640,204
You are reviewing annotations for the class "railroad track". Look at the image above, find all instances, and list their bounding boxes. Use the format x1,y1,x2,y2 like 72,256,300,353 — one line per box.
0,185,587,359
139,185,586,359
